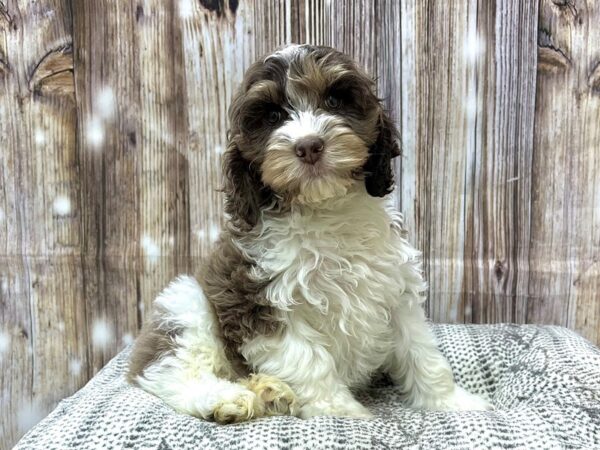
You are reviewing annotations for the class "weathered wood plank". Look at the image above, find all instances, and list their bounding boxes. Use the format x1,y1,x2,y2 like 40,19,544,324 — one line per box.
71,0,140,373
395,1,541,325
135,1,191,319
397,1,475,321
530,0,600,344
462,0,539,325
0,1,87,448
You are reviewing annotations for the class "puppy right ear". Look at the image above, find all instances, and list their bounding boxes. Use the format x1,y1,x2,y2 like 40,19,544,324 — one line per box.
222,140,271,230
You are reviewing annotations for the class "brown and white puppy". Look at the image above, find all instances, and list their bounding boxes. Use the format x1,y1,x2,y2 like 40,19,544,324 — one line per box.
127,44,491,423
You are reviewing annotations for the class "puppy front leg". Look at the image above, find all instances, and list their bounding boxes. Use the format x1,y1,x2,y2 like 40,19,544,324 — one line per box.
242,327,372,419
387,302,492,411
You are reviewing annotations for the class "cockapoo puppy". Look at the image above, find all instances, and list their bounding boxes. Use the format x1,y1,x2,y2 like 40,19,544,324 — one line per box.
128,44,492,423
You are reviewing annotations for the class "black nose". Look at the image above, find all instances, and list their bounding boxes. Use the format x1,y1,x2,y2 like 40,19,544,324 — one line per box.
295,136,324,165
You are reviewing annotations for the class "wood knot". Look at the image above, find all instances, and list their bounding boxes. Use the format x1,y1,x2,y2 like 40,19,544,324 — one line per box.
494,260,505,280
0,4,12,27
550,0,579,20
537,30,570,73
29,45,75,100
589,61,600,93
538,46,570,73
199,0,238,17
0,55,8,77
135,4,144,22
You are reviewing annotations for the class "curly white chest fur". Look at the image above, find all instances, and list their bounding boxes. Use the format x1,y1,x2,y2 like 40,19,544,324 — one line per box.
238,187,427,387
133,187,491,421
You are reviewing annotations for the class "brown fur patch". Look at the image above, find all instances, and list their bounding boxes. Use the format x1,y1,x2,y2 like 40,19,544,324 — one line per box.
199,234,283,363
126,308,182,384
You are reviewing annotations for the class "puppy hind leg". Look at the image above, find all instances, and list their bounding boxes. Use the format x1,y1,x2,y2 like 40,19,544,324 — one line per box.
132,276,290,423
136,354,261,422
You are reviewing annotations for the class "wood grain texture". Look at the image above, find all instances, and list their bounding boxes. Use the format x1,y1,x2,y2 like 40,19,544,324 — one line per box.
530,0,600,343
72,0,141,377
0,0,87,447
1,0,599,447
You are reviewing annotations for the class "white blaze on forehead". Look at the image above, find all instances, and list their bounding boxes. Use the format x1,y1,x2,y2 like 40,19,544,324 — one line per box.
273,110,333,143
266,44,304,63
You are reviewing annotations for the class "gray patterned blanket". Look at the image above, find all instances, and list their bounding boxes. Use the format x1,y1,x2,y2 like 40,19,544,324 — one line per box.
15,324,600,449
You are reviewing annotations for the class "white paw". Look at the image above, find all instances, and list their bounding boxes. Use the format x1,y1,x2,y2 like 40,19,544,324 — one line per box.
240,373,299,417
300,399,373,419
211,388,263,424
439,386,493,411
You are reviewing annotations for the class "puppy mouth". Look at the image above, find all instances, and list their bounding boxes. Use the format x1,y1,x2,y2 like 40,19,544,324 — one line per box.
299,155,327,176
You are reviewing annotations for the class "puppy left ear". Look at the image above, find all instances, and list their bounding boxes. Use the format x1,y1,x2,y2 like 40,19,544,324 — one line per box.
364,111,401,197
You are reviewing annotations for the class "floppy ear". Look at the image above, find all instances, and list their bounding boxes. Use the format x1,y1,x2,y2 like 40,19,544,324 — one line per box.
364,111,401,197
222,140,273,230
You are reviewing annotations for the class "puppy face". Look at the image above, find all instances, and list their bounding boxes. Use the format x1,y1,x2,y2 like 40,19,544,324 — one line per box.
225,45,400,228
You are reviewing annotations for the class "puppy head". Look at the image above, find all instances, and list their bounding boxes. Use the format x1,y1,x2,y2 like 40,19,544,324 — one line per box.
224,44,400,229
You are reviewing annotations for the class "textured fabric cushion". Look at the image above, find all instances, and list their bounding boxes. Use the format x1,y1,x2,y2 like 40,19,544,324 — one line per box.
15,324,600,449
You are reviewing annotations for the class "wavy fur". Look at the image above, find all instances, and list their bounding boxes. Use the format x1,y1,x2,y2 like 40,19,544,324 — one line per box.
127,44,492,422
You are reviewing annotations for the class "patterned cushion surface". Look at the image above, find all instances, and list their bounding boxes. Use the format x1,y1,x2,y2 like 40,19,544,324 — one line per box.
15,324,600,450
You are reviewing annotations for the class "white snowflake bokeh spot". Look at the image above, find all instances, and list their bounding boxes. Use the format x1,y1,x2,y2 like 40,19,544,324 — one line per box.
96,87,116,119
92,320,113,349
69,358,83,376
122,333,134,346
17,401,46,434
141,235,160,265
179,0,193,18
0,329,10,360
464,32,484,62
209,224,220,243
34,128,46,145
52,195,71,216
87,118,105,148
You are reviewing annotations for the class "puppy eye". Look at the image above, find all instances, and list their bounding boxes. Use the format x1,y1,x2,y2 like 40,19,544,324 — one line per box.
266,109,282,125
325,94,342,109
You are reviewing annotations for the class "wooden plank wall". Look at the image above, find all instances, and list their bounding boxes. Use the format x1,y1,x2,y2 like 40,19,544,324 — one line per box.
1,0,598,447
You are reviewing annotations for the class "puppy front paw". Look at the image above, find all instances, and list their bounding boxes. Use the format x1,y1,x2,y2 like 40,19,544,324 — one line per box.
300,399,373,419
212,389,263,424
240,373,299,417
438,386,493,411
